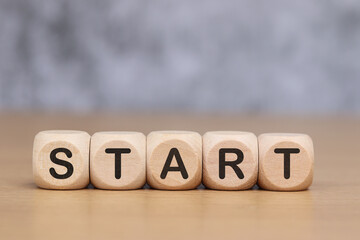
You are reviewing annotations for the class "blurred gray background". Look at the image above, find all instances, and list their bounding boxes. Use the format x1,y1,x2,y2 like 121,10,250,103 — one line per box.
0,0,359,114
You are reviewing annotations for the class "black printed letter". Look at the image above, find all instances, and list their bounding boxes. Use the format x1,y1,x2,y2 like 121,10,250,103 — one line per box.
160,148,188,179
49,148,74,179
219,148,244,179
105,148,131,179
274,148,300,179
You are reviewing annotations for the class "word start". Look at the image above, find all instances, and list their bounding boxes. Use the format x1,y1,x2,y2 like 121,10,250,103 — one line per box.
33,130,314,191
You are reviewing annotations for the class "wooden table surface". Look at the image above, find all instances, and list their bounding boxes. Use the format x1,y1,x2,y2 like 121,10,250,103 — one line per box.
0,113,359,240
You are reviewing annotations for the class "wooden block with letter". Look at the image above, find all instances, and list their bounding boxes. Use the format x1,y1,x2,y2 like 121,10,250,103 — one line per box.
33,130,90,189
90,132,146,190
203,131,258,190
258,133,314,191
147,131,202,190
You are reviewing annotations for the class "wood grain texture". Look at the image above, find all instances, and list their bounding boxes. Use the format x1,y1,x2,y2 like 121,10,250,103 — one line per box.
147,131,202,190
1,113,360,240
90,132,146,190
203,131,258,190
33,130,90,189
258,133,314,191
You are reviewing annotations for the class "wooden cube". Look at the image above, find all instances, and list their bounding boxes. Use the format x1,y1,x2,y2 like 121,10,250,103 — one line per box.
203,131,258,190
258,133,314,191
33,130,90,189
147,131,202,190
90,132,146,190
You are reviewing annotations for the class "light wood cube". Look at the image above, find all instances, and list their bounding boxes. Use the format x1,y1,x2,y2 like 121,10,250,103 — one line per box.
33,130,90,189
90,132,146,190
147,131,202,190
258,133,314,191
203,131,258,190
